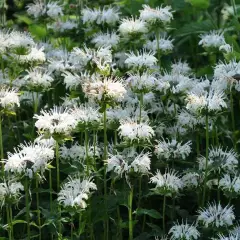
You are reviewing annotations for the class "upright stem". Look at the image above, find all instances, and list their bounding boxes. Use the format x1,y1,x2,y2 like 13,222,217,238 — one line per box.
36,178,41,240
85,129,89,175
56,141,60,192
139,92,143,123
196,133,200,157
25,178,30,240
230,91,237,151
202,114,209,207
156,29,161,69
6,205,12,240
231,0,237,15
78,212,82,236
162,195,166,234
49,169,53,214
128,186,134,240
135,176,142,218
71,218,73,240
117,206,122,240
103,105,108,240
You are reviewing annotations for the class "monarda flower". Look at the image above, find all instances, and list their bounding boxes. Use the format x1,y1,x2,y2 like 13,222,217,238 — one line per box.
197,202,235,228
57,176,97,209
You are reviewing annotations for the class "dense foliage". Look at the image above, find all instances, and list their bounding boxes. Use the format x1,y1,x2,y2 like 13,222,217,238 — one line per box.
1,0,240,239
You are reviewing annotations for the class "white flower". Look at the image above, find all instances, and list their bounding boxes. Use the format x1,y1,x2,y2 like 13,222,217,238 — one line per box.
219,44,232,53
182,172,201,189
144,37,174,53
159,72,193,94
0,30,9,53
34,106,77,135
155,138,191,160
214,60,240,92
130,152,151,174
186,87,227,114
0,179,24,207
46,1,63,18
91,31,120,48
58,176,97,208
8,30,35,49
219,174,240,194
61,71,81,90
198,147,238,173
26,0,46,18
118,119,154,142
217,233,240,240
22,67,53,89
199,30,226,49
127,72,157,93
4,141,54,178
139,5,173,25
0,87,20,109
150,169,183,194
47,20,77,32
171,60,191,75
119,17,147,37
197,202,235,228
107,154,129,176
125,50,157,69
82,7,120,25
16,46,46,64
71,104,101,128
83,77,126,103
60,142,100,162
169,222,200,240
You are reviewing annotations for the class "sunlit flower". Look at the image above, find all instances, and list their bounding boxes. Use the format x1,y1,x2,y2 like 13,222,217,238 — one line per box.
144,37,174,54
26,0,46,18
199,30,226,49
46,1,63,18
0,87,20,109
91,31,120,48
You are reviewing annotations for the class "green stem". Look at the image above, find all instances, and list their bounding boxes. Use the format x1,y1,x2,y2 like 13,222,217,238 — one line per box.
49,170,53,213
217,175,220,203
85,129,89,175
156,29,161,70
196,133,200,157
56,141,60,192
6,205,12,240
141,215,146,233
230,91,237,151
162,195,166,234
135,176,142,219
103,105,108,240
128,186,133,240
78,212,82,236
231,0,237,15
36,178,41,240
25,178,30,240
71,218,73,240
202,114,209,207
139,92,143,123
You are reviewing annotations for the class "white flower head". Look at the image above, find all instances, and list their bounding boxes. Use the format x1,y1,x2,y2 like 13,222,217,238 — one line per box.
169,222,200,240
198,147,238,173
22,67,53,89
139,5,173,25
144,36,174,54
26,0,46,18
83,77,126,103
216,233,240,240
58,175,97,209
118,119,154,142
171,60,192,75
155,138,192,160
0,178,24,207
119,17,147,37
0,87,20,109
197,202,235,228
91,31,120,48
46,1,63,18
150,169,183,195
199,30,226,49
130,152,151,174
107,154,129,177
127,71,157,93
34,106,77,136
182,172,202,189
125,50,157,70
219,174,240,195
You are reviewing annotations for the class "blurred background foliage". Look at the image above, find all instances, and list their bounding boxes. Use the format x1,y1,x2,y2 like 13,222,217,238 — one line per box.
4,0,240,78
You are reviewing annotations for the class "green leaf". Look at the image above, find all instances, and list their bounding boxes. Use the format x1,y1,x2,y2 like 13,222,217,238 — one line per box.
134,208,162,219
12,220,27,226
28,25,47,39
185,0,209,9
